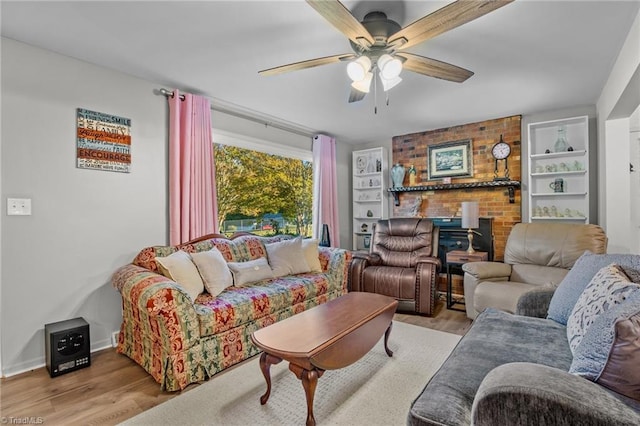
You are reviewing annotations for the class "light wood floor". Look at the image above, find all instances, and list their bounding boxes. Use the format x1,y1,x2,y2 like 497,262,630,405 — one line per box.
0,297,471,426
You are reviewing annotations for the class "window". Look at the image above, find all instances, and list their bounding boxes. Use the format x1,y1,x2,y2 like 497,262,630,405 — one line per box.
213,130,313,237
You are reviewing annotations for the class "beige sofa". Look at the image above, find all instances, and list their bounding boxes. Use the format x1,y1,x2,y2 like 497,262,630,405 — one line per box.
462,222,607,320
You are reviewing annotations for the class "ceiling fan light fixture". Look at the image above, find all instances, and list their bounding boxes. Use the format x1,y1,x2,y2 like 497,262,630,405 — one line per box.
377,54,402,80
347,56,372,82
381,75,402,92
351,72,373,93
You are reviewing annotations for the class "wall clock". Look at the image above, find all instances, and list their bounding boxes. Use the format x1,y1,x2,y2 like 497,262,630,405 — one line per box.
492,135,511,181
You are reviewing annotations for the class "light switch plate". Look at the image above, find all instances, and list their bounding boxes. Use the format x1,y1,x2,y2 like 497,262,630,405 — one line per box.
7,198,32,215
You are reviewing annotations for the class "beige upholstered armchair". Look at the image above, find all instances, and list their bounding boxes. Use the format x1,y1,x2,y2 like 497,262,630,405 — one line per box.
462,222,607,320
349,218,440,316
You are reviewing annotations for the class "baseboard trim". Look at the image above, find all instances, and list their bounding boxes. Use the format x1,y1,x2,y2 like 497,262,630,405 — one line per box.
1,337,114,378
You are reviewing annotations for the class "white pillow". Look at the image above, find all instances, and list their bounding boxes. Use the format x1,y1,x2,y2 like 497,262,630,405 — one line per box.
266,237,311,277
227,257,274,286
191,247,233,297
155,250,204,302
566,263,639,353
302,238,322,272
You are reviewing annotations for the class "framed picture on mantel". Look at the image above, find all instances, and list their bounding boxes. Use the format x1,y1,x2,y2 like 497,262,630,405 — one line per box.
427,139,473,180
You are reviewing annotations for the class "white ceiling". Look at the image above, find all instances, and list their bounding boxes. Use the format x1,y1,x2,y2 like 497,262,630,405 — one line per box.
2,1,639,144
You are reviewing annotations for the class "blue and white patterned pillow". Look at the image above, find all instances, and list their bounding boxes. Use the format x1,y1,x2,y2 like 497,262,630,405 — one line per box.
566,263,639,353
547,252,640,325
570,290,640,400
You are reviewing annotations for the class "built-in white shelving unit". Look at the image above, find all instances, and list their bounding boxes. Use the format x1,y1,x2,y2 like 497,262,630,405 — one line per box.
352,147,388,251
527,116,590,223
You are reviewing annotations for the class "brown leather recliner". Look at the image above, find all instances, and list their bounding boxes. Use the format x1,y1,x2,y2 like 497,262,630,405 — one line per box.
350,218,441,316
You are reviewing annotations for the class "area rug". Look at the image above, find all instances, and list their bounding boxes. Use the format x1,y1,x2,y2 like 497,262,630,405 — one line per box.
121,321,461,426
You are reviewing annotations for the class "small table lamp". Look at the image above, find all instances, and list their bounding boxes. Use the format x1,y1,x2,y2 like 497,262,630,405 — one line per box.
461,201,479,254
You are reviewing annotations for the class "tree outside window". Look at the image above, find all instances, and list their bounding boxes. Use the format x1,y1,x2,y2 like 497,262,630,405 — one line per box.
214,144,313,237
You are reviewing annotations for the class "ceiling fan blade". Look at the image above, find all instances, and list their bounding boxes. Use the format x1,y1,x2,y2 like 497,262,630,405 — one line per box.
348,87,367,103
397,52,474,83
259,54,355,76
389,0,513,50
306,0,375,49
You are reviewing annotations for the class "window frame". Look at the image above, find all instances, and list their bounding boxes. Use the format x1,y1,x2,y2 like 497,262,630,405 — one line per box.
213,129,312,162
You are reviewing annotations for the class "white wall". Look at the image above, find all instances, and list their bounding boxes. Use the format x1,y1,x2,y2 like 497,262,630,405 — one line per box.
597,9,640,253
629,105,640,254
1,38,168,375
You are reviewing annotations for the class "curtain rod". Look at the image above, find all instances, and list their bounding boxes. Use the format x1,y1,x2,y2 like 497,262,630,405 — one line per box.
158,88,314,138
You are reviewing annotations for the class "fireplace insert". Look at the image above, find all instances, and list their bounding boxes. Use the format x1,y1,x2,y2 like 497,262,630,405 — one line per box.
430,217,494,267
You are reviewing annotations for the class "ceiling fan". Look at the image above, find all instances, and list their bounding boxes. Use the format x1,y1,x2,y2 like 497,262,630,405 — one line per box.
259,0,513,103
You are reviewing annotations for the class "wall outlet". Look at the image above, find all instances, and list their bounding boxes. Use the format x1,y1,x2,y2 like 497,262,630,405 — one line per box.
7,198,32,215
111,331,120,348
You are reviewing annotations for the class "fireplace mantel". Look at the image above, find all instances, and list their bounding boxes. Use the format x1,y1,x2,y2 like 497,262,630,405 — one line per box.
387,180,521,206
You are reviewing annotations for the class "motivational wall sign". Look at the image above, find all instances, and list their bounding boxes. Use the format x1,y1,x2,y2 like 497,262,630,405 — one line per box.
76,108,131,173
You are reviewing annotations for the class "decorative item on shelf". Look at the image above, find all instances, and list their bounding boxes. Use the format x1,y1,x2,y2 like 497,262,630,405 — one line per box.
369,179,373,187
376,158,382,172
366,153,375,173
408,164,417,186
553,126,570,152
319,224,331,247
549,178,565,193
461,201,480,254
564,208,573,217
356,155,368,174
491,134,511,181
533,206,542,217
573,161,583,170
550,205,558,217
391,163,405,188
535,165,545,173
545,164,557,173
567,146,574,151
545,149,551,154
558,162,569,171
366,209,373,217
361,223,368,233
363,235,371,249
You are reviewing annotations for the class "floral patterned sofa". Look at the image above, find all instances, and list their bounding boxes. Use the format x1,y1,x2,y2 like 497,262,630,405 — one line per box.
112,233,352,391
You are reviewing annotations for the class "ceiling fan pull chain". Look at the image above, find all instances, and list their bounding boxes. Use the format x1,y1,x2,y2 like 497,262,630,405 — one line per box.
374,69,378,114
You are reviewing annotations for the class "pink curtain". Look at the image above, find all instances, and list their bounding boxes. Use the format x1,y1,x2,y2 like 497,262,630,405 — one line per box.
312,134,340,247
168,90,219,245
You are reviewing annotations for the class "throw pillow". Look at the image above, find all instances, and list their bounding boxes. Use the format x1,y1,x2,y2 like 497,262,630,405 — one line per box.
265,237,311,277
547,252,640,325
155,250,204,302
301,238,322,273
227,257,274,286
566,264,639,353
570,290,640,401
190,247,233,297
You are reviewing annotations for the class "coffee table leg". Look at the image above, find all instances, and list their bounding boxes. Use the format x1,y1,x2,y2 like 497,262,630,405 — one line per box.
384,322,394,357
289,364,325,426
259,352,282,405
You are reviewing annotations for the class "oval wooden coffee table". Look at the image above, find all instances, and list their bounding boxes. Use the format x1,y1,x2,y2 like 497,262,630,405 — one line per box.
250,292,398,426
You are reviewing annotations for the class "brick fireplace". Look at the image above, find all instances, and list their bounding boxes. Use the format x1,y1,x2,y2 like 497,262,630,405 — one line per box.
391,115,522,262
